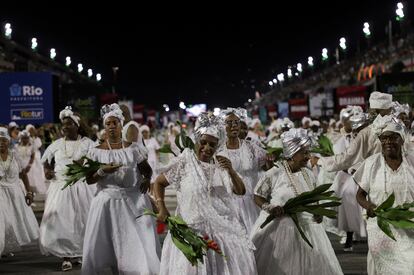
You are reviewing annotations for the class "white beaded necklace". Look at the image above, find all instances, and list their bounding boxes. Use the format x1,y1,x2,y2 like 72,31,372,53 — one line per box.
0,151,14,180
63,135,81,159
282,160,314,196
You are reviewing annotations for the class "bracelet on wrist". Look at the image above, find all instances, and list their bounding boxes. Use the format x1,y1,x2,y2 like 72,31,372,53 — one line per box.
97,168,106,177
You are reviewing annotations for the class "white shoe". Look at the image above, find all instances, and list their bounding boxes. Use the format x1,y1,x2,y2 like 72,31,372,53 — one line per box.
62,260,72,271
339,236,347,244
343,246,353,252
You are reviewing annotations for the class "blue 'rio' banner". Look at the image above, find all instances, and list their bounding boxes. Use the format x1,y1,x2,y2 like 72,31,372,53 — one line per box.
0,72,54,125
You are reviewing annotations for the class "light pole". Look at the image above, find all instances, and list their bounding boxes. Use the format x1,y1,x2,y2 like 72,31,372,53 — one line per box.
363,22,371,48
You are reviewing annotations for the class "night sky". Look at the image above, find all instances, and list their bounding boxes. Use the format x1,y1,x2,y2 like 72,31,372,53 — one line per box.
1,1,411,110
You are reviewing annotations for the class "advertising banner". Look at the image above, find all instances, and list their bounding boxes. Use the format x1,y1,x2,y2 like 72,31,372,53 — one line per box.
335,86,366,112
0,72,54,124
376,73,414,106
288,98,308,119
309,89,335,117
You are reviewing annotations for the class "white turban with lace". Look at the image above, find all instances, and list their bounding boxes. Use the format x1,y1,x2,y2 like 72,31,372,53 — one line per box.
372,115,406,141
59,106,80,126
101,103,125,125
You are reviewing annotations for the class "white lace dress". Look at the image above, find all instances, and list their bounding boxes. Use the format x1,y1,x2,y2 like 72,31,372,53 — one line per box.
354,153,414,275
0,150,39,254
82,143,160,275
160,149,257,275
250,164,343,275
28,137,47,194
39,137,95,258
217,139,266,232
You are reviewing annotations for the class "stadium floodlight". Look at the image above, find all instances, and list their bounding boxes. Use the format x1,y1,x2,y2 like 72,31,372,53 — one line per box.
339,37,347,50
268,81,273,86
297,63,303,72
287,67,293,78
179,101,186,110
31,38,38,51
65,56,71,66
4,23,12,39
96,73,102,81
50,48,56,60
277,73,285,82
308,56,314,67
248,98,252,103
272,78,277,83
322,48,329,61
363,22,371,37
78,63,84,73
396,2,404,21
87,69,93,77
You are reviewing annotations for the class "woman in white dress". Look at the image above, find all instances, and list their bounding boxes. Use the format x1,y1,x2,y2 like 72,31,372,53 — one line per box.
0,127,39,254
40,107,95,271
218,108,267,232
355,115,414,275
15,130,35,194
26,124,47,194
251,128,343,275
154,113,257,275
140,125,160,181
82,103,160,275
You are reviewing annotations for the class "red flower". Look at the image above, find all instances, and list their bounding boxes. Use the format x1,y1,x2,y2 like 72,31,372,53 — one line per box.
156,221,167,234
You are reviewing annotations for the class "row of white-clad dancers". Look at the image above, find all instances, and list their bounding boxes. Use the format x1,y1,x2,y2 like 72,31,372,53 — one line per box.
0,103,343,275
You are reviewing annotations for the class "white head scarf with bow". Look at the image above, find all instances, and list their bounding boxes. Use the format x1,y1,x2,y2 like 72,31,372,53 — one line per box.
59,106,80,126
101,103,125,125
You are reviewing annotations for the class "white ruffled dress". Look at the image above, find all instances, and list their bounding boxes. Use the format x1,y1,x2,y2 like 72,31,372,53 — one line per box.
0,150,39,254
160,149,257,275
217,139,266,232
81,143,160,275
39,137,95,258
250,164,343,275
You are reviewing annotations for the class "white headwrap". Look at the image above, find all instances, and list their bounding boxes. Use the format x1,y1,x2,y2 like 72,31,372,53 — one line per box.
349,112,368,130
0,127,10,141
392,101,411,117
310,120,320,127
101,103,125,125
329,118,336,126
369,91,392,109
122,121,141,142
194,113,225,146
220,107,248,122
139,125,150,134
18,130,30,139
372,115,406,141
301,116,311,126
25,124,35,132
281,128,312,158
275,117,294,133
340,105,363,122
59,106,80,126
249,118,261,129
8,121,18,128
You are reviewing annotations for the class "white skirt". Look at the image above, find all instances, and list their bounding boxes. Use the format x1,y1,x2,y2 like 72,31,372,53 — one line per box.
234,194,260,233
0,183,39,253
251,211,343,275
39,177,94,258
160,221,257,275
27,152,48,194
366,218,414,275
335,172,367,237
82,187,160,275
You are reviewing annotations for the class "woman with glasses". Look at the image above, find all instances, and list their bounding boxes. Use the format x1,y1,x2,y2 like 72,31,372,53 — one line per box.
355,115,414,274
217,108,268,232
